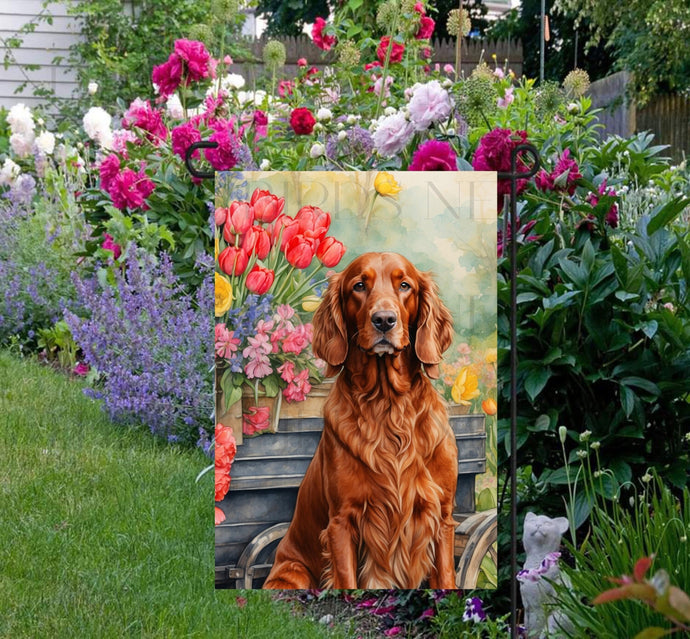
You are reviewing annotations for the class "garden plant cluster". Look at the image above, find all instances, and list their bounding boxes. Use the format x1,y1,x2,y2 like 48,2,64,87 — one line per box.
1,0,690,636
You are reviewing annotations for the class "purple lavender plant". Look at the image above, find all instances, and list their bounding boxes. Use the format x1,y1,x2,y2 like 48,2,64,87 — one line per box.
65,247,213,444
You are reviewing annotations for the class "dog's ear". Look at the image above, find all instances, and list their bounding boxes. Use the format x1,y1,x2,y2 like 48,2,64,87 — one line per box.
414,271,453,379
312,271,348,376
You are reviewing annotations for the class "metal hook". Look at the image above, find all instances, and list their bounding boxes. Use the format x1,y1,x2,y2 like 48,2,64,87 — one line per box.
185,141,219,180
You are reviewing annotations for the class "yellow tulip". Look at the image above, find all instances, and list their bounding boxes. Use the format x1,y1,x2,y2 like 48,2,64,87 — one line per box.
451,366,481,405
301,295,322,312
215,273,233,317
374,171,402,197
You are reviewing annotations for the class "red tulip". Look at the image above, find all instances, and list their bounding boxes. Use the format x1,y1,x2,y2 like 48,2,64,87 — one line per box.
229,201,253,235
246,265,275,295
218,245,249,276
214,207,228,226
295,205,331,238
242,225,271,260
223,224,237,245
271,214,300,250
316,236,346,267
285,235,315,269
250,188,285,223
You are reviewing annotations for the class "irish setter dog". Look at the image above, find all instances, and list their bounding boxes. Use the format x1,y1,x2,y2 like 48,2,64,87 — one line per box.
263,252,458,590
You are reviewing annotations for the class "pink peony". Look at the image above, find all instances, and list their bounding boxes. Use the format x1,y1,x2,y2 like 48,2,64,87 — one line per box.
297,58,307,67
242,406,270,436
152,53,183,97
108,167,155,210
312,17,336,51
586,179,619,228
535,169,555,191
205,122,241,171
408,140,458,171
98,153,120,192
278,80,294,98
123,98,168,145
101,233,122,260
111,129,137,155
171,121,202,160
472,128,531,196
372,112,415,157
408,80,453,131
174,39,214,82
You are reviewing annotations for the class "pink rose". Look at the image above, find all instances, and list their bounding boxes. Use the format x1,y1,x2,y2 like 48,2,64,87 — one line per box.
312,17,336,51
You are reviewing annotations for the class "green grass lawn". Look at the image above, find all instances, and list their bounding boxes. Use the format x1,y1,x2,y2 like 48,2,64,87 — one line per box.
0,351,338,638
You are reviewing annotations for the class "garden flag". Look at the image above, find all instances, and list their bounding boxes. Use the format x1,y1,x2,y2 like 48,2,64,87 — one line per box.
214,171,498,590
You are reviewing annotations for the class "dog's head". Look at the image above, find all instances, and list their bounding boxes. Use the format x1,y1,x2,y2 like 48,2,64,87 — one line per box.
312,252,453,378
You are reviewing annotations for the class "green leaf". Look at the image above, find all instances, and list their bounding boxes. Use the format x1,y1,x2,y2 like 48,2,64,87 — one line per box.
476,487,496,511
573,490,593,528
581,239,595,274
261,374,282,398
647,196,690,235
620,376,661,397
524,367,551,402
632,628,670,639
533,414,551,431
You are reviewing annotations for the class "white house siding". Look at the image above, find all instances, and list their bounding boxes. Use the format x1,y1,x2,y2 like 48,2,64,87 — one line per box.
0,0,82,110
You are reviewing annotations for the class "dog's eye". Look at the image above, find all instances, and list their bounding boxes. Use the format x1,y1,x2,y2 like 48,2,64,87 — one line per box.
400,282,411,291
353,281,365,292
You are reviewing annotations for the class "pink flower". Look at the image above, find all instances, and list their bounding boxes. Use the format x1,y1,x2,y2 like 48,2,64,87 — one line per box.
101,233,122,260
224,54,233,65
364,61,382,71
277,360,296,383
205,122,241,171
497,85,514,108
270,327,288,353
278,80,294,98
408,140,458,171
285,235,316,269
123,98,168,145
215,323,241,359
246,265,275,295
244,355,272,379
316,237,346,267
419,608,435,620
552,148,582,195
242,225,271,260
73,362,90,376
297,58,307,67
283,369,311,403
373,75,394,99
586,179,619,228
215,506,226,525
171,121,201,160
377,37,405,64
282,324,312,354
255,319,275,335
98,154,120,192
494,67,505,80
416,15,435,39
312,17,336,51
408,80,453,131
443,63,455,74
384,628,402,637
242,406,270,436
472,128,531,196
535,169,555,191
152,53,183,97
111,129,137,155
174,39,214,82
108,167,155,210
276,304,295,323
271,214,300,250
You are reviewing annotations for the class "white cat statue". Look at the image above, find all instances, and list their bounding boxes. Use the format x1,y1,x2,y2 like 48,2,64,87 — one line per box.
518,512,574,638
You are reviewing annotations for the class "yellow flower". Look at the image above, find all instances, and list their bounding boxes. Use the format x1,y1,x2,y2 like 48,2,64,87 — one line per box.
215,273,233,316
485,348,497,364
214,236,220,261
374,171,401,197
301,295,322,313
451,366,480,405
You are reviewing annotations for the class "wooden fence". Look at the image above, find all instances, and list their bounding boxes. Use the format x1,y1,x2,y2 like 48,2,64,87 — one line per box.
232,35,522,85
587,71,689,163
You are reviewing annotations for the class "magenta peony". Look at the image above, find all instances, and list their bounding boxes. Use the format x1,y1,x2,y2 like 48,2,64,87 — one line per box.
123,98,168,145
472,128,531,196
98,153,121,192
311,17,336,51
152,53,183,97
171,121,201,160
108,167,155,210
416,15,435,40
204,121,241,171
408,140,458,171
174,39,214,82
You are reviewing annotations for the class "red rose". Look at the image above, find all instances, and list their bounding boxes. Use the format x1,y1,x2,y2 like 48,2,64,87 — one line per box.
377,37,405,65
250,188,285,223
364,61,382,71
246,265,275,295
416,15,435,40
285,235,315,269
290,108,316,135
311,17,336,51
316,237,346,268
272,214,300,250
242,225,271,260
228,200,253,235
243,406,270,436
218,246,249,276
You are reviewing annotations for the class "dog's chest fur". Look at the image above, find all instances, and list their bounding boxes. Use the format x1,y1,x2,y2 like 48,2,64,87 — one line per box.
324,376,447,588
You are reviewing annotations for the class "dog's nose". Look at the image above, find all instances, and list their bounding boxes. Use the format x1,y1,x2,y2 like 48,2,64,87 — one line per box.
371,310,397,333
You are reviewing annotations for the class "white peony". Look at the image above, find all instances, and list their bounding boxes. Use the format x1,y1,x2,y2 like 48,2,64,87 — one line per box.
166,94,184,119
88,81,99,95
309,143,325,159
316,107,332,122
7,103,35,136
82,106,113,147
224,73,246,90
259,159,271,171
0,157,21,186
10,132,35,158
34,130,56,155
371,111,415,157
